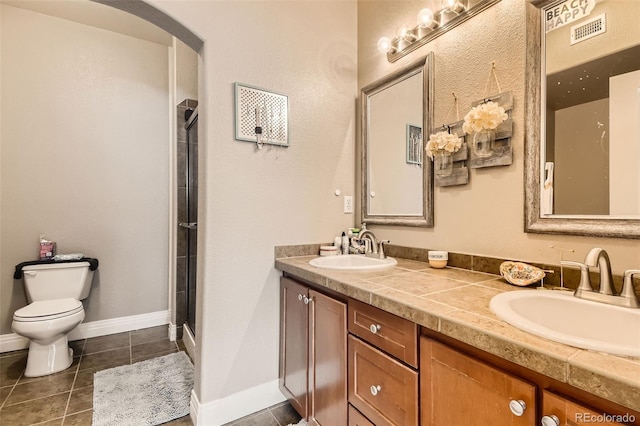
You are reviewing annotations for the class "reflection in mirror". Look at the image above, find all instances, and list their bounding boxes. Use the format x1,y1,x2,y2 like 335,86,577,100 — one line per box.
361,53,434,227
524,0,640,238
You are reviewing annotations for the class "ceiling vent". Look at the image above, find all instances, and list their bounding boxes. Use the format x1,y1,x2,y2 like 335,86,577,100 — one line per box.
570,14,606,45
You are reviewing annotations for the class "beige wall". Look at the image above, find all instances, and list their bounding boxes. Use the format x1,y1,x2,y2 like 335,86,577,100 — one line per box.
176,38,198,104
554,99,609,215
357,0,640,271
145,0,357,412
546,0,640,74
0,5,170,334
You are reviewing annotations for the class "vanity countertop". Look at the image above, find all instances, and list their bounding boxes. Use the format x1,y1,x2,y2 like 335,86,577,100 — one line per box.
275,255,640,412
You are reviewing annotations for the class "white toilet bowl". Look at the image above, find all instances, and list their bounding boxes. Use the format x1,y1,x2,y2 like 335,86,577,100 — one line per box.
12,298,85,377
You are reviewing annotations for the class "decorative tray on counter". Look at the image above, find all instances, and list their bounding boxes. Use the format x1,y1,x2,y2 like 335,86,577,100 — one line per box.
499,261,545,286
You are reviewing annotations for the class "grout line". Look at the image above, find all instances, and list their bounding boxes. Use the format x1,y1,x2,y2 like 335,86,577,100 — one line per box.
266,408,282,426
2,327,188,425
30,415,65,425
1,389,71,408
63,339,85,421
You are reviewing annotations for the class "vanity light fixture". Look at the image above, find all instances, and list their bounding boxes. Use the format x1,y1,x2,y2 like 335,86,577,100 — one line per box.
442,0,466,14
377,0,501,62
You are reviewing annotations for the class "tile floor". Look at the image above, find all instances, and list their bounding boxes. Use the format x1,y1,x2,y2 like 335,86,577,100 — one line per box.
0,325,192,425
0,325,301,426
221,402,301,426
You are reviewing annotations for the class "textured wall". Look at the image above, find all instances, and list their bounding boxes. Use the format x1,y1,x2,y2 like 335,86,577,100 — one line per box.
357,0,640,271
145,0,358,408
0,4,170,334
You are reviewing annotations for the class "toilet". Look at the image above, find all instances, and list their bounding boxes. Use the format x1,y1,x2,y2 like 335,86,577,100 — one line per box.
12,260,96,377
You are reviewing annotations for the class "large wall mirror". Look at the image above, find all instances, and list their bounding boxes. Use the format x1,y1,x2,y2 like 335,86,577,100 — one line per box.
361,53,434,227
525,0,640,238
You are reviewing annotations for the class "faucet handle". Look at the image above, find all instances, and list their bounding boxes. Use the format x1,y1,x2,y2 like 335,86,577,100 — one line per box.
561,261,592,292
622,270,640,308
378,240,389,259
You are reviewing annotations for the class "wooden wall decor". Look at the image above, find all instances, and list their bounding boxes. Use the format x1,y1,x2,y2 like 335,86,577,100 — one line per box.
467,91,514,169
435,120,469,187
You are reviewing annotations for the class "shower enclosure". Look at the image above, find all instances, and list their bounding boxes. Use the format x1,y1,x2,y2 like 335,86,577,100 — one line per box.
176,100,198,339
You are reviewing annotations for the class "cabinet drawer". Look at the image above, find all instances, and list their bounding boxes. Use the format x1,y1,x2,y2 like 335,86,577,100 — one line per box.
348,335,418,426
348,298,418,367
542,390,627,426
349,404,375,426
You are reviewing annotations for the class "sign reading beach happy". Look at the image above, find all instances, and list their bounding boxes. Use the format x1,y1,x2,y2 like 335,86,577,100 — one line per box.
545,0,596,32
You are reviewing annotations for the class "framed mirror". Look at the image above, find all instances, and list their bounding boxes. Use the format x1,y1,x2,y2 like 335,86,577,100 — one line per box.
524,0,640,238
361,53,434,227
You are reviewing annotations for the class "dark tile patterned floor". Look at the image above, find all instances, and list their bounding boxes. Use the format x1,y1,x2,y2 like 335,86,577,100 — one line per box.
0,326,192,425
0,325,301,426
222,401,301,426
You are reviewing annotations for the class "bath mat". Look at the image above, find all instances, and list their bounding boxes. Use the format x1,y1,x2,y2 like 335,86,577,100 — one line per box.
93,351,194,426
287,420,307,426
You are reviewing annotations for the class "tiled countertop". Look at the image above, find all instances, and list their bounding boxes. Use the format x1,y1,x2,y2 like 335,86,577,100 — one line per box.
275,255,640,412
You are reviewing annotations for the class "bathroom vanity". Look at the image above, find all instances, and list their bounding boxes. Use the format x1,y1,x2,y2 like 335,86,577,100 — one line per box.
276,253,640,426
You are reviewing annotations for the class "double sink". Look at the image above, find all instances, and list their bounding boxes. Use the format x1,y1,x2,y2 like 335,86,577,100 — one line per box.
308,255,640,357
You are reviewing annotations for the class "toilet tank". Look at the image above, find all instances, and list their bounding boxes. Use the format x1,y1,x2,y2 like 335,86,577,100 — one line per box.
22,262,94,303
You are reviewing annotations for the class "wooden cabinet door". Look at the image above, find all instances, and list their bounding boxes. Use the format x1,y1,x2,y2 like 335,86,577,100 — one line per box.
308,289,347,426
542,390,629,425
420,337,536,426
280,277,309,418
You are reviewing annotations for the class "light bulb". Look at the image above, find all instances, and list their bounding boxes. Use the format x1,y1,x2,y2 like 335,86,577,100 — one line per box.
417,8,437,29
395,24,416,41
377,37,393,53
442,0,466,14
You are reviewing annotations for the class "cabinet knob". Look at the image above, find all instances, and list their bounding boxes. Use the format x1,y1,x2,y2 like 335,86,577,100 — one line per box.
303,296,313,305
541,415,560,426
298,294,303,302
509,399,527,416
369,324,381,334
370,385,382,396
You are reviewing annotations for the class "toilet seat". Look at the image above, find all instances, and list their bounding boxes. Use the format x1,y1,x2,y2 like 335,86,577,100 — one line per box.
13,298,83,322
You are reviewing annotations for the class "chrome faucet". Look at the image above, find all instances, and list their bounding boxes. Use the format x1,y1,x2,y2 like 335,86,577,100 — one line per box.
584,248,614,295
358,230,389,259
562,248,639,308
358,230,378,256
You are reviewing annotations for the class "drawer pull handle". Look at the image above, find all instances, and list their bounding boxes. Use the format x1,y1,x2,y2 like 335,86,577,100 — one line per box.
541,415,560,426
369,324,381,334
509,399,526,416
370,385,382,396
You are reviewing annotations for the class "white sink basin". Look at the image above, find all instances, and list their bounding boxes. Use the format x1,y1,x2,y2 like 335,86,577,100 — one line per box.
309,255,397,271
490,290,640,356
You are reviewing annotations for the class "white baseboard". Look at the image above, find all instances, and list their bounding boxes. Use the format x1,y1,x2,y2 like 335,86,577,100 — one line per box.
0,309,170,353
168,322,178,341
191,379,285,426
183,324,195,360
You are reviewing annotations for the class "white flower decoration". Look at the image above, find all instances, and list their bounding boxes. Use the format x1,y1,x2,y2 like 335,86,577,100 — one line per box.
462,101,508,134
425,131,463,159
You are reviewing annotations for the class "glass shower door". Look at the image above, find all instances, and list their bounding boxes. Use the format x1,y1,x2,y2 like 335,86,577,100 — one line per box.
181,108,198,336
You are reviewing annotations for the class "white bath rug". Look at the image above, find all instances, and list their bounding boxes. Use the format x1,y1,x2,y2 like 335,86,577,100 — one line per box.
287,420,307,426
93,351,194,426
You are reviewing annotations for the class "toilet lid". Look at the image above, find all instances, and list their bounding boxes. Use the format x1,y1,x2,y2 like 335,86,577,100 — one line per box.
13,298,83,322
